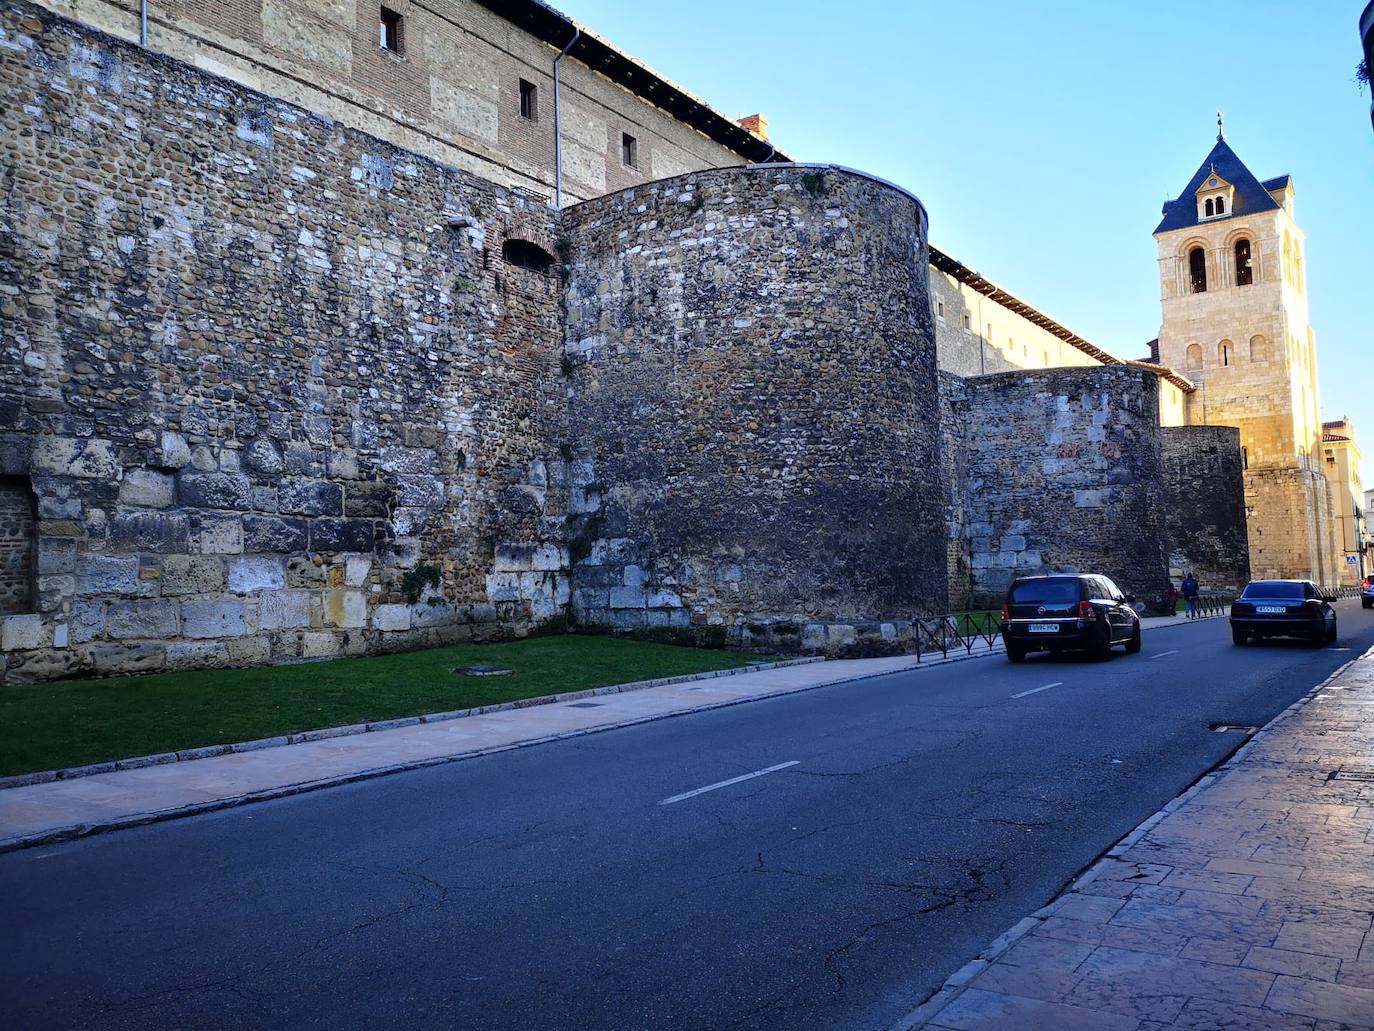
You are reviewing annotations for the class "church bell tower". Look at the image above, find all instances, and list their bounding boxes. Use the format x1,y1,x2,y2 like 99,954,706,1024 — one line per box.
1153,120,1339,583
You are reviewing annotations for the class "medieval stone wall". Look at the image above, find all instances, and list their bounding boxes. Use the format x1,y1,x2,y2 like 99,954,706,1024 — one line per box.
561,165,947,644
1161,425,1251,592
958,367,1169,606
0,3,569,682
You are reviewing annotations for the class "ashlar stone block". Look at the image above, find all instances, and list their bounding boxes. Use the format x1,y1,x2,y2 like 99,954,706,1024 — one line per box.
181,598,248,638
106,599,179,640
228,556,286,594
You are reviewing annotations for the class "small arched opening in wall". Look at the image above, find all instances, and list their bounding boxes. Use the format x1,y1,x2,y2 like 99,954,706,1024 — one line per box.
501,238,556,273
1249,334,1268,362
1188,246,1208,293
1185,343,1204,370
0,477,37,616
1219,339,1233,367
1233,237,1254,286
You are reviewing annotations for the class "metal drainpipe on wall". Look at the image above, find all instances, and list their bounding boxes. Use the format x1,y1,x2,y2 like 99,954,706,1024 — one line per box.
552,25,581,209
140,0,148,46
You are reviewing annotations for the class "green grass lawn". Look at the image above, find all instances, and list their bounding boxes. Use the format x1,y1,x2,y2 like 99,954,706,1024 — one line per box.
0,634,756,777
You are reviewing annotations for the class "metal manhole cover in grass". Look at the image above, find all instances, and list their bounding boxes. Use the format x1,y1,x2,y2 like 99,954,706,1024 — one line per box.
455,665,514,677
566,701,604,709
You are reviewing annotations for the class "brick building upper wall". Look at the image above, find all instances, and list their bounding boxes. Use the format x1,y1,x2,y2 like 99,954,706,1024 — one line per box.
30,0,768,203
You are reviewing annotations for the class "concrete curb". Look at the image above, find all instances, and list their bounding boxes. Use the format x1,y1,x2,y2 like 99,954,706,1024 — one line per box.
0,656,827,792
896,641,1374,1030
0,643,1012,854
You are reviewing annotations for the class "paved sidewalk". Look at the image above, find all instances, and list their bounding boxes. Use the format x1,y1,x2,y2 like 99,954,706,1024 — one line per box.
907,645,1374,1030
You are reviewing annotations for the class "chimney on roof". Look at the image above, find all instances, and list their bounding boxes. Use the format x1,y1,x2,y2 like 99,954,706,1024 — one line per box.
736,113,769,140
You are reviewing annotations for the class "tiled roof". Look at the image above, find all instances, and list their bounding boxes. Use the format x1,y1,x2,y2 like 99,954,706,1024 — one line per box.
474,0,787,163
1155,139,1283,234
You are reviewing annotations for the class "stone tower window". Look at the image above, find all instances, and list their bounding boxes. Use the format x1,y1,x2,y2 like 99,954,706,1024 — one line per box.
1188,247,1207,293
1219,339,1232,366
1205,198,1214,217
1242,446,1249,469
1234,238,1253,286
1249,334,1268,362
0,477,36,616
1215,196,1224,214
519,79,538,121
1185,343,1203,370
380,7,403,53
621,132,638,169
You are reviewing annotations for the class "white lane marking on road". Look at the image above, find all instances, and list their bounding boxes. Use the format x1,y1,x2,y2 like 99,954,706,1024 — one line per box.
1150,650,1179,659
659,761,800,806
1011,681,1063,699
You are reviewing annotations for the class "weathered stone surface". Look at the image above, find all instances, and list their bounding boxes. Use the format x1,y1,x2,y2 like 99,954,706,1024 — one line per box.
278,478,343,517
107,512,191,554
191,515,244,555
178,473,254,511
160,556,227,596
564,166,946,628
309,519,377,553
343,481,393,518
119,470,176,509
241,515,309,553
31,437,117,479
76,555,139,595
373,603,413,632
106,600,179,640
1,613,45,651
228,556,286,594
181,599,248,639
257,590,312,630
1162,426,1251,593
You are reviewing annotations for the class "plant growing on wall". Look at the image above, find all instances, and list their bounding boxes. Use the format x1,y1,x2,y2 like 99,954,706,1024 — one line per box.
801,171,825,197
401,563,442,604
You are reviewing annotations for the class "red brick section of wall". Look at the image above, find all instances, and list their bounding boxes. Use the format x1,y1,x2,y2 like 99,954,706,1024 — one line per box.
0,480,36,617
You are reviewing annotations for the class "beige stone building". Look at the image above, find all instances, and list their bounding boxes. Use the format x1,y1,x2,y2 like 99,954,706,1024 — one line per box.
1154,130,1343,583
1321,418,1367,584
30,0,779,203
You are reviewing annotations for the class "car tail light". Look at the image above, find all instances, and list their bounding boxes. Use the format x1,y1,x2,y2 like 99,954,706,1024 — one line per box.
1230,602,1243,618
1077,600,1094,619
1000,604,1010,621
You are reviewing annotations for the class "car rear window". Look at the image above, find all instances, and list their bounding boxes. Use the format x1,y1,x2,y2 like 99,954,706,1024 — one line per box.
1242,582,1305,599
1010,579,1079,605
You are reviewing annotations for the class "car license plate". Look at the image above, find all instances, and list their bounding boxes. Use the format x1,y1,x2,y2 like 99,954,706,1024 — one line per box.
1256,606,1285,614
1028,623,1058,633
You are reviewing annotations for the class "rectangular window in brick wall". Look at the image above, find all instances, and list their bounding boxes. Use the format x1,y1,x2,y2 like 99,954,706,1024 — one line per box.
621,132,638,168
380,7,403,53
519,79,538,121
0,478,35,616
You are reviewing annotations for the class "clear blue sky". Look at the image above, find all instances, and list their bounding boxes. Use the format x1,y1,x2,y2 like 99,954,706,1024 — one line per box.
564,0,1372,482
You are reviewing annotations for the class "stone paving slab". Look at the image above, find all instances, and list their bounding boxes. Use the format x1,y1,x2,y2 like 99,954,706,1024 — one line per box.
0,644,1017,853
907,645,1374,1031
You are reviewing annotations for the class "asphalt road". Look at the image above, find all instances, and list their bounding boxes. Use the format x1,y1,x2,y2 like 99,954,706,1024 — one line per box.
3,602,1372,1031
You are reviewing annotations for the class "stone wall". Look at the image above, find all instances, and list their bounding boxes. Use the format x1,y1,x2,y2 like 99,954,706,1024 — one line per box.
1161,426,1251,593
0,478,35,615
0,3,569,682
957,367,1169,606
561,165,947,643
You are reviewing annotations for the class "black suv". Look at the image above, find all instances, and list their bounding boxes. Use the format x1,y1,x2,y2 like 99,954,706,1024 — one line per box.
1000,574,1142,662
1230,580,1337,645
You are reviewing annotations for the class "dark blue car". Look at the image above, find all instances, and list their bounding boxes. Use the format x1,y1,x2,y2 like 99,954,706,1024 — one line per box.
1230,580,1337,646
